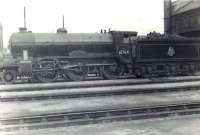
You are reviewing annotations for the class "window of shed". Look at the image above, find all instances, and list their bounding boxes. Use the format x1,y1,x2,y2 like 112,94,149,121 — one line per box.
198,16,200,25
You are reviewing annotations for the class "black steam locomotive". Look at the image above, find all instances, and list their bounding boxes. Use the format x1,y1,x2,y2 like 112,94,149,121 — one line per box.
1,27,200,83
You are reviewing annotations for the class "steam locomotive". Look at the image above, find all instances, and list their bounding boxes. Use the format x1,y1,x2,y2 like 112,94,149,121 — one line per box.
1,27,200,84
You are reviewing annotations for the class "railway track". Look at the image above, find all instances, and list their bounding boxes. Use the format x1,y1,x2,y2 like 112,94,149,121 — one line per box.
1,76,200,132
1,76,200,92
1,80,200,102
1,101,200,131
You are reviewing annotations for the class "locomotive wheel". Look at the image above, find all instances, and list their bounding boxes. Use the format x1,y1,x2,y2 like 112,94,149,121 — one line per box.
2,70,16,84
103,65,119,80
35,71,57,83
65,67,87,81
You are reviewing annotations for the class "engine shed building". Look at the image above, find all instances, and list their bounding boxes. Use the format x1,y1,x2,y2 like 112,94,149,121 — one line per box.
164,0,200,37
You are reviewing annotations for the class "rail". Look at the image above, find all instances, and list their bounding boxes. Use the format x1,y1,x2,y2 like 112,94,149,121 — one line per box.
1,101,200,131
1,80,200,102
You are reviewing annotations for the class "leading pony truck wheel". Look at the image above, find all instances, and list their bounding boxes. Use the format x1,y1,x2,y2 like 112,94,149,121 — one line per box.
2,70,16,84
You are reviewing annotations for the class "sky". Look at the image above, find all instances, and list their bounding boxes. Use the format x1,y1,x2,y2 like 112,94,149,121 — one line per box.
0,0,165,47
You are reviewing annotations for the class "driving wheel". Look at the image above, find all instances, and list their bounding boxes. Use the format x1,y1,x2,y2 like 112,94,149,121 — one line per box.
65,66,87,81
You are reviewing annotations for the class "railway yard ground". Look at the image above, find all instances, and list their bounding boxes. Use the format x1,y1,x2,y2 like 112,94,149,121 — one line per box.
1,76,200,135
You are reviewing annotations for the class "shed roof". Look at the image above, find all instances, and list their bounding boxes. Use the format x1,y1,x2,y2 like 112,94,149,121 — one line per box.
172,0,200,15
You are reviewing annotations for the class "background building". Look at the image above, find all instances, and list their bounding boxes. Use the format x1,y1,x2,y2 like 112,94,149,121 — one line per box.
0,23,3,50
164,0,200,37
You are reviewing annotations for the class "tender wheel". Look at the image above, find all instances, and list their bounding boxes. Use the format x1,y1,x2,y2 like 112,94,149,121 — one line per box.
2,70,16,84
64,66,87,81
103,65,119,80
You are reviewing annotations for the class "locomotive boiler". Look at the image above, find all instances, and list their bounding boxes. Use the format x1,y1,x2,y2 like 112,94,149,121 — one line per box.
1,27,200,84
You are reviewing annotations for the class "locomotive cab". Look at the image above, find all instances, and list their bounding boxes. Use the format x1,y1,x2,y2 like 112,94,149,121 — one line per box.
110,31,137,63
